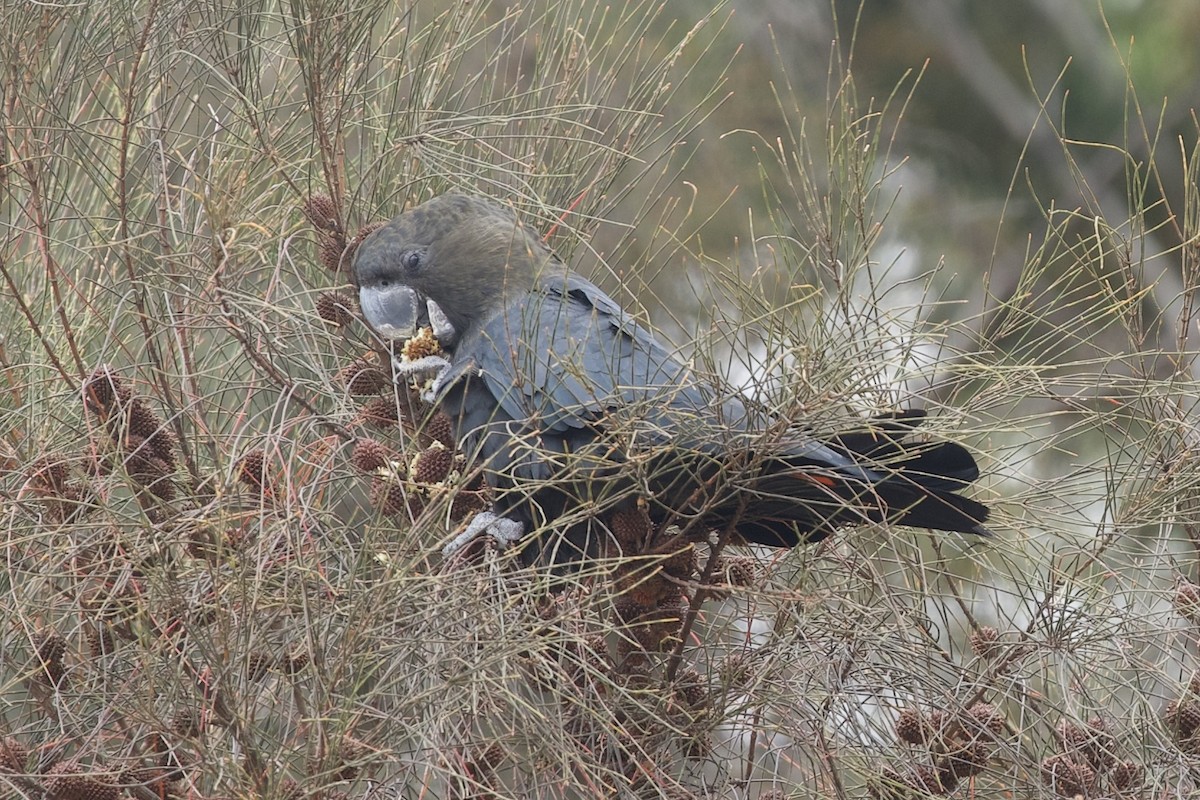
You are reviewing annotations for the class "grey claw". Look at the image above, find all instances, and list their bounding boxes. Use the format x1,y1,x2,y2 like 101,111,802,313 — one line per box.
442,512,524,556
391,354,452,378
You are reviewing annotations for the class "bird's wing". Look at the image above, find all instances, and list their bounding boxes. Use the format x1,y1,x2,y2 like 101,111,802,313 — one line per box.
438,269,989,539
442,270,868,475
465,272,722,436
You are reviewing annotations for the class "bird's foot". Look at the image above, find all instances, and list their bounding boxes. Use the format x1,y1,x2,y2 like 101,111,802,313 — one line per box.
390,353,451,378
389,353,453,402
442,511,524,556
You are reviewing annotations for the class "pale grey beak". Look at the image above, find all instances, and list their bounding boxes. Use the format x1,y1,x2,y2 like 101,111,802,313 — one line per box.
359,284,420,341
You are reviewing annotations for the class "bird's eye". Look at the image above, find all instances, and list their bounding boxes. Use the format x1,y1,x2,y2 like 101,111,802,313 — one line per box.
402,250,421,274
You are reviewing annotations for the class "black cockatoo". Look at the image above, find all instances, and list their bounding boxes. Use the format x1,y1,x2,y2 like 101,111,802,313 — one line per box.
353,193,989,563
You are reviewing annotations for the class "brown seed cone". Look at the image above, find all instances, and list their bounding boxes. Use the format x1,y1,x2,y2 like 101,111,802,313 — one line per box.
581,633,608,662
612,596,651,624
121,435,175,499
337,358,388,396
236,449,273,497
353,220,384,241
369,477,402,516
419,411,455,449
867,767,903,800
82,366,128,414
44,761,120,800
77,577,140,627
610,505,652,549
142,474,176,502
715,556,753,587
897,709,951,751
370,477,423,518
182,520,222,561
614,637,649,673
29,457,70,495
247,651,275,680
123,766,179,799
400,327,443,363
1164,699,1200,741
448,488,489,522
470,742,504,775
143,731,174,757
616,569,672,610
445,531,499,566
277,777,303,800
123,399,176,469
318,232,350,272
118,434,152,470
0,736,28,773
412,444,453,484
38,481,95,524
673,668,707,709
283,647,310,674
152,743,185,783
1109,758,1144,791
461,464,489,493
638,615,683,652
319,223,383,276
358,396,400,428
86,451,114,478
33,630,67,684
1041,754,1095,797
85,623,117,659
895,707,934,745
1082,716,1116,771
938,739,990,781
912,763,951,794
315,290,357,327
964,702,1007,736
969,626,1001,658
517,649,565,693
718,651,755,689
925,709,953,747
1055,718,1115,770
303,194,340,233
870,765,946,800
660,543,697,580
629,622,663,653
331,736,368,782
1176,579,1200,622
350,439,391,473
656,592,689,624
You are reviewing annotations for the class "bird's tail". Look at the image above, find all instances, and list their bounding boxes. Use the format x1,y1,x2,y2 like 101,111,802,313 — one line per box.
733,410,991,546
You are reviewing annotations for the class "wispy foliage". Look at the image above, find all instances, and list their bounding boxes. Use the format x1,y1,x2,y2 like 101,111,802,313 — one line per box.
3,1,1200,799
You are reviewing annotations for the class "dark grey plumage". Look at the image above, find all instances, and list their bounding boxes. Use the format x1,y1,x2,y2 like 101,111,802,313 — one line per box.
354,193,990,563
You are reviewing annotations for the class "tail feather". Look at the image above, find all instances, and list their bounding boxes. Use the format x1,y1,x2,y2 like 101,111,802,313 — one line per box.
828,409,929,460
872,479,991,535
733,411,990,545
874,440,981,491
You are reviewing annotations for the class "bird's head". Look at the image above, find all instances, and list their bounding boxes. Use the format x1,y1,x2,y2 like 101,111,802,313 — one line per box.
354,193,554,347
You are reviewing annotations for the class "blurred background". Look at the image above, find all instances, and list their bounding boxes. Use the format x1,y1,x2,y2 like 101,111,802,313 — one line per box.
665,0,1200,265
4,0,1200,798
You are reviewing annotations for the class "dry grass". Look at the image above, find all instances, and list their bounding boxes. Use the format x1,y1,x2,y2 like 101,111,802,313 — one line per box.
3,1,1200,799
